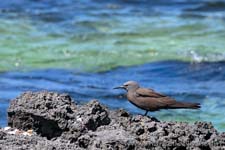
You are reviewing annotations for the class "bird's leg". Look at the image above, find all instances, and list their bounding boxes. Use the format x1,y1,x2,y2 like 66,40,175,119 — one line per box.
144,110,148,116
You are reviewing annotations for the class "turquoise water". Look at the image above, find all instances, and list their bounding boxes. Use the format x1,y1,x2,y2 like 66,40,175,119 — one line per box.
0,61,225,131
0,0,225,131
0,0,225,72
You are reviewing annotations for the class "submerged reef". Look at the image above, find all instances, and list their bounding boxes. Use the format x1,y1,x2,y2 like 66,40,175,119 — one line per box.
0,91,224,149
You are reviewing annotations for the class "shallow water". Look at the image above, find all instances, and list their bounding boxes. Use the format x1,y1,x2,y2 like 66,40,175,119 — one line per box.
0,0,225,131
1,61,225,131
0,0,225,72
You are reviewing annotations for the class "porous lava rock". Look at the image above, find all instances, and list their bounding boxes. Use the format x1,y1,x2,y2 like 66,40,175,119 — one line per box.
1,91,224,150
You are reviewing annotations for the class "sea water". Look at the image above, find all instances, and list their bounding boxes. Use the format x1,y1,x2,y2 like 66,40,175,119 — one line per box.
0,0,225,131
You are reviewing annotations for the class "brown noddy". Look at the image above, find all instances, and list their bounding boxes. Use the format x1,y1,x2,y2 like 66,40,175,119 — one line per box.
114,81,200,116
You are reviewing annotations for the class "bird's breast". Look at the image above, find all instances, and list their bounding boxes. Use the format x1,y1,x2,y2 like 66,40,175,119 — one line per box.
127,92,140,106
127,92,135,101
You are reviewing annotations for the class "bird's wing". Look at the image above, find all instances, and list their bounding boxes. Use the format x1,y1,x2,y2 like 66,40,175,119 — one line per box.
136,88,167,98
135,88,177,109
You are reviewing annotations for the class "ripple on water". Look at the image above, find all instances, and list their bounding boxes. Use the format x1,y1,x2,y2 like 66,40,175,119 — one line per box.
0,0,225,72
0,61,225,131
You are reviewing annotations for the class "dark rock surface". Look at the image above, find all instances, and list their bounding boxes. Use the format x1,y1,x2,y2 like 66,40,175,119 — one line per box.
1,91,225,149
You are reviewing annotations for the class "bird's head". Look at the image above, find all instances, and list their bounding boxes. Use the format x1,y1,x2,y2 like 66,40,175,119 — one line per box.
114,81,140,91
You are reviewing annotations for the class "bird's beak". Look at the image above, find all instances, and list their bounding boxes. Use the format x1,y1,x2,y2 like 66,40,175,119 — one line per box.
113,85,125,89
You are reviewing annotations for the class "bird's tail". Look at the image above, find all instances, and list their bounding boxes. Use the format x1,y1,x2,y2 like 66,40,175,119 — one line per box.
170,102,201,109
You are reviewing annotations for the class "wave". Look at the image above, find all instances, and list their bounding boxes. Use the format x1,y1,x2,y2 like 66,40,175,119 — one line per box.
0,0,225,72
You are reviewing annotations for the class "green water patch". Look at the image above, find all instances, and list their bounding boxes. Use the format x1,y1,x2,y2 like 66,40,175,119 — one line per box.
0,61,225,131
0,15,225,72
156,96,225,132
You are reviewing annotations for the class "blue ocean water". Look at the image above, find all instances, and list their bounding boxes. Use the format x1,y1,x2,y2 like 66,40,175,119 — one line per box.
1,61,225,131
0,0,225,131
0,0,225,71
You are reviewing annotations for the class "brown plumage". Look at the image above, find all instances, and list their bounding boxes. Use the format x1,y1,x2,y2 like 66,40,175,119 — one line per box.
114,81,200,116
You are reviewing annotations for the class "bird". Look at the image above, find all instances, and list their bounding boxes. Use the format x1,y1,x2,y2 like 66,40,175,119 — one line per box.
114,81,200,116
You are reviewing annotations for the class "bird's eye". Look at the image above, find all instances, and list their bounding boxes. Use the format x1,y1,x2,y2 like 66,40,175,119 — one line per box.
124,84,128,87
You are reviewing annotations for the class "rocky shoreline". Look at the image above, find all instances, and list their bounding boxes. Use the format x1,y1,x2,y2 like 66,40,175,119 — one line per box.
0,91,225,150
